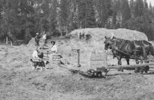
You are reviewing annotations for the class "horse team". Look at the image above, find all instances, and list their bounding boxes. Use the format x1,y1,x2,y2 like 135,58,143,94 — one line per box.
104,36,154,73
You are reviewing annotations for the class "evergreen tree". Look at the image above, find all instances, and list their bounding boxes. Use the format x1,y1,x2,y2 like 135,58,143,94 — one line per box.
0,0,154,42
130,0,135,18
143,0,148,10
134,0,144,17
94,0,112,27
111,0,122,28
77,0,96,28
58,0,70,35
121,0,131,26
67,0,78,31
49,0,58,33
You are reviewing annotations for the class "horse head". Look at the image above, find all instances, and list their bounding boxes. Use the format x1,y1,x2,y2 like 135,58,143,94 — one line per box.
104,36,114,50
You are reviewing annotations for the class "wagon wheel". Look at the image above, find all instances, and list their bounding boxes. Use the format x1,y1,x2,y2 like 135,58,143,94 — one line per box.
87,69,106,78
134,66,150,74
139,66,149,74
96,67,110,77
144,66,150,73
134,67,140,73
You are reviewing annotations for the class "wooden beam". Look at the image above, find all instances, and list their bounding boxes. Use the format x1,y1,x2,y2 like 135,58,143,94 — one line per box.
107,63,154,69
147,59,154,62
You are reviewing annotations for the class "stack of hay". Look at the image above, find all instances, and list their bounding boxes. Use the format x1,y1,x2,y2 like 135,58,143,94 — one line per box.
61,28,148,70
27,38,35,47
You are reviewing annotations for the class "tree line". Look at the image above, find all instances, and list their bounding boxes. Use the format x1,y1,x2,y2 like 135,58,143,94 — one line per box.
0,0,154,43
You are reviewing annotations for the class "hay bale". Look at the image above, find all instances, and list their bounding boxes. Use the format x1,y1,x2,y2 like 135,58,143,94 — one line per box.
149,41,154,46
69,28,148,52
70,28,148,41
59,28,148,70
90,50,107,69
27,38,35,47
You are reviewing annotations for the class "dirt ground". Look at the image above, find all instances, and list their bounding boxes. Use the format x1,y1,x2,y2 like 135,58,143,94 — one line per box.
1,38,154,100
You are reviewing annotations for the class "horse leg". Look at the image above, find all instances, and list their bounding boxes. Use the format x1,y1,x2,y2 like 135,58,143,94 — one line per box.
117,57,124,71
133,51,140,64
144,66,149,74
117,57,122,65
126,58,130,65
134,59,140,73
134,55,140,73
139,68,144,74
134,67,140,73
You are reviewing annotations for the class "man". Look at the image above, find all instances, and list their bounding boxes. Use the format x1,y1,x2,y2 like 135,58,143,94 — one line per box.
42,31,47,46
32,49,39,60
51,41,58,53
49,41,66,66
31,48,49,69
35,33,40,46
48,41,58,62
32,48,44,61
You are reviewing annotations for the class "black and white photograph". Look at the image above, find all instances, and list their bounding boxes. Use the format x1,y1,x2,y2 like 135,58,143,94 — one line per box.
0,0,154,100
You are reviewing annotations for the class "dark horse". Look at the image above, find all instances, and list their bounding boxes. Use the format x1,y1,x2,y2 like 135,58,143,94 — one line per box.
104,36,148,65
136,40,154,57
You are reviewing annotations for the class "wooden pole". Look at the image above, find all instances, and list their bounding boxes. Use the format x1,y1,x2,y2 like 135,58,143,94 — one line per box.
107,63,154,70
72,49,81,67
77,49,81,67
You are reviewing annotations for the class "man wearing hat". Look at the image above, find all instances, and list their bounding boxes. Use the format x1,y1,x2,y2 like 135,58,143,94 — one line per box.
50,41,58,53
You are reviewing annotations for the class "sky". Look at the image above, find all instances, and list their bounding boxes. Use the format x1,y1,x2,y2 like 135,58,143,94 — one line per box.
147,0,154,6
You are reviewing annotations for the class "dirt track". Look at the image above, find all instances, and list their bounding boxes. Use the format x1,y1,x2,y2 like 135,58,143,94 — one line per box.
1,43,154,100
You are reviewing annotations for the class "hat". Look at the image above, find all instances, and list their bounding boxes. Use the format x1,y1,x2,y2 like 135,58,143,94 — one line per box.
51,41,55,45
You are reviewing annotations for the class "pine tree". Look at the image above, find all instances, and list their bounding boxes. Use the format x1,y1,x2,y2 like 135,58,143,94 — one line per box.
94,0,112,27
49,0,58,34
143,0,148,10
58,0,70,35
67,0,78,31
111,0,122,28
130,0,135,18
77,0,96,28
121,0,131,26
134,0,144,17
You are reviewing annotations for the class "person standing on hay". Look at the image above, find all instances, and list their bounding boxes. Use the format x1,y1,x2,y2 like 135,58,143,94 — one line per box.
35,33,41,47
42,31,47,47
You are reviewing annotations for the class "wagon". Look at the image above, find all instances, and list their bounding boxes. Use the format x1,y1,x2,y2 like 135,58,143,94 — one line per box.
69,49,154,78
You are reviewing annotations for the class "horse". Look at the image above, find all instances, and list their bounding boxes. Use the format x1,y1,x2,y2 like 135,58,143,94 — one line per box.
136,40,154,57
104,36,154,73
104,36,147,65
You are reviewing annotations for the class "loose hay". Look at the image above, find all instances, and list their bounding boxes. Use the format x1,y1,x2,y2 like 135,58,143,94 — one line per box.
59,28,148,70
0,28,154,100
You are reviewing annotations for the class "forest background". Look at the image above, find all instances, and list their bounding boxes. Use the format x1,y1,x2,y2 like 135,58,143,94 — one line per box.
0,0,154,43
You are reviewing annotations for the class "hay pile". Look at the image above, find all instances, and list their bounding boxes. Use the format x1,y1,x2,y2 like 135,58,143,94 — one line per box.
70,28,148,41
68,28,148,51
59,28,148,69
68,28,148,50
27,38,35,47
27,37,45,49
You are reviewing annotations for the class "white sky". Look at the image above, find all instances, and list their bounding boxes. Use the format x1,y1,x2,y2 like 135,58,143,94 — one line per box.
147,0,154,6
